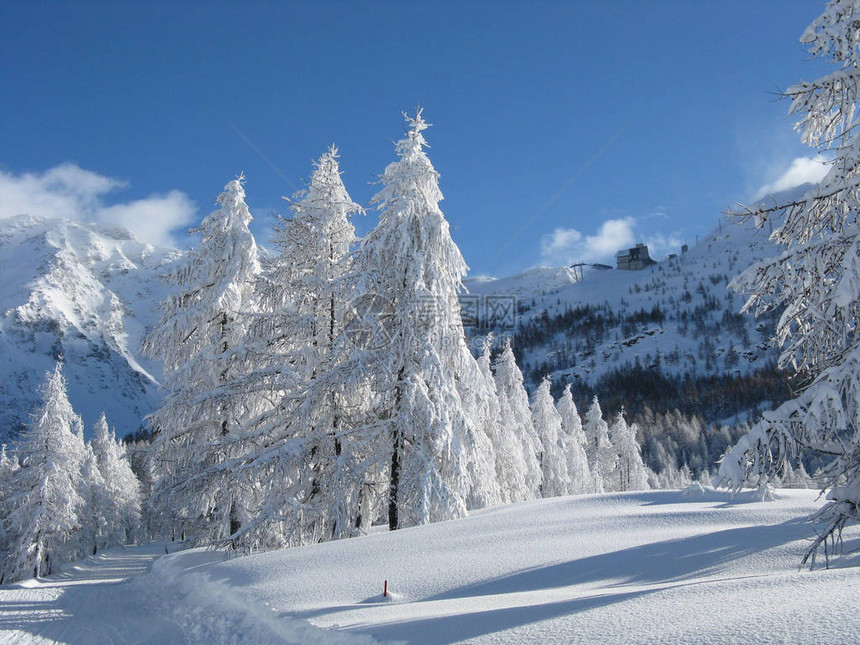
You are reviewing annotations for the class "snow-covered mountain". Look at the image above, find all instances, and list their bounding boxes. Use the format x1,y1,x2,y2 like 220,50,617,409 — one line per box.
0,187,798,444
465,200,799,423
465,265,580,300
0,214,178,443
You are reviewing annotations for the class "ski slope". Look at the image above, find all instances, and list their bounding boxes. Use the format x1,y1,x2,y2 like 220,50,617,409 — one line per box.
2,489,858,643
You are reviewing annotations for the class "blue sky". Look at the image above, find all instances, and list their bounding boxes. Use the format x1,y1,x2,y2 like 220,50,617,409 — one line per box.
0,1,831,277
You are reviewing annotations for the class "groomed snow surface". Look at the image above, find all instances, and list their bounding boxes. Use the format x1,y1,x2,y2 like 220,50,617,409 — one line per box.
2,489,858,644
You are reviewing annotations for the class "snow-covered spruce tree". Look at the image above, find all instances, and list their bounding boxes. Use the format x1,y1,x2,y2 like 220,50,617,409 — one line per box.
229,147,367,549
609,412,650,492
142,175,260,544
0,445,20,556
356,110,487,530
91,414,142,546
716,0,860,564
470,335,507,506
531,377,569,497
79,443,108,556
556,384,592,494
1,365,87,583
493,338,542,501
584,396,614,493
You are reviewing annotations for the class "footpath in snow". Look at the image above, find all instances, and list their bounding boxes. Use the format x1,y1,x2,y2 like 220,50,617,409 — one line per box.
0,543,364,644
2,489,859,644
0,543,183,644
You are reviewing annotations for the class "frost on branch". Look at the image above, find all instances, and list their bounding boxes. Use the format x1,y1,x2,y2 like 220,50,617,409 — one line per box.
356,110,491,529
556,384,592,494
1,365,86,582
717,0,860,566
531,376,569,498
142,175,261,545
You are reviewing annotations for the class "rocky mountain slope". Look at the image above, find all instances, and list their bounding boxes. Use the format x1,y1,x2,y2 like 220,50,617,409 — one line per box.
0,214,177,443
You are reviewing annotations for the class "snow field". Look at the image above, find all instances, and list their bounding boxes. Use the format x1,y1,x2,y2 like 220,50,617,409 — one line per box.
151,488,860,644
2,489,858,644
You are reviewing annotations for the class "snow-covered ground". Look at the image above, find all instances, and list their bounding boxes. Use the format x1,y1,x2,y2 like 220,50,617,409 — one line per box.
3,489,859,644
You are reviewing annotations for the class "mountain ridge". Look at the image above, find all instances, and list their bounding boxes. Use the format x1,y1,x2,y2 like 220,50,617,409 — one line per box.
0,214,178,442
0,186,804,444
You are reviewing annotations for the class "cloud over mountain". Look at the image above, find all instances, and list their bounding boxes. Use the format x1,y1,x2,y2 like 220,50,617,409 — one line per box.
0,163,196,248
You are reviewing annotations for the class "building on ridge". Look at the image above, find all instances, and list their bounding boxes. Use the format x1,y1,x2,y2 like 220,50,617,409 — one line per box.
615,243,656,270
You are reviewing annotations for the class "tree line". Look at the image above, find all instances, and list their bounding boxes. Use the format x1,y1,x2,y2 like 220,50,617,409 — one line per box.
0,111,654,582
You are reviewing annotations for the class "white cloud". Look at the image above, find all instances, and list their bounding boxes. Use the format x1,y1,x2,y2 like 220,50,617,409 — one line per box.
0,163,196,247
540,214,688,267
643,232,685,259
99,191,196,248
540,227,583,258
753,156,829,200
541,217,636,265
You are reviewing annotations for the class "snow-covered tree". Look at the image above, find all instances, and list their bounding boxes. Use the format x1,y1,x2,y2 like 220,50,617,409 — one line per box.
0,445,18,485
229,147,367,549
584,396,614,493
0,445,20,555
355,110,483,529
142,175,260,544
470,335,507,506
609,412,650,492
1,365,86,582
531,377,569,497
716,0,860,564
78,443,108,556
91,414,142,546
556,384,591,494
493,338,542,502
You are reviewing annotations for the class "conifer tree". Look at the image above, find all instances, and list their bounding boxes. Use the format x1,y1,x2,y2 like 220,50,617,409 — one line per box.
717,0,860,563
1,365,86,582
143,176,260,544
0,445,20,556
471,335,507,506
609,412,650,492
79,444,108,556
556,384,591,494
357,110,483,529
231,147,366,548
531,376,569,497
493,338,542,501
91,414,142,545
584,396,614,492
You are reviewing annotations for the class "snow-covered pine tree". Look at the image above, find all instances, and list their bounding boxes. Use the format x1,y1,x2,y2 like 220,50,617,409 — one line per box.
716,0,860,564
493,338,542,501
0,445,18,487
79,443,108,556
91,414,142,546
1,365,87,583
531,376,569,498
356,110,484,529
584,396,614,493
231,147,366,549
609,412,650,492
556,384,591,494
470,335,506,507
0,445,20,556
142,175,260,544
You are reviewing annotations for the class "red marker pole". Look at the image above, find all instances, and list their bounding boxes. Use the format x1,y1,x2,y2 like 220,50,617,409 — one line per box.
384,580,388,597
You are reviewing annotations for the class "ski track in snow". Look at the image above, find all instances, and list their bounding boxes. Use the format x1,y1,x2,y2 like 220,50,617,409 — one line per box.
2,490,859,644
0,544,184,644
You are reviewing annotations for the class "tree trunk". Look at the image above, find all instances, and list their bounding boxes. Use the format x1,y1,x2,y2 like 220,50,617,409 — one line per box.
229,500,240,538
388,367,406,531
389,430,401,531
